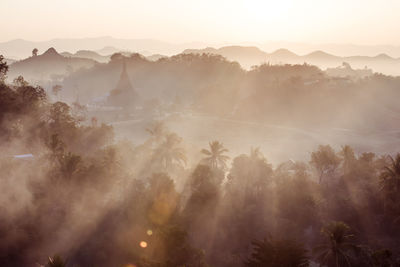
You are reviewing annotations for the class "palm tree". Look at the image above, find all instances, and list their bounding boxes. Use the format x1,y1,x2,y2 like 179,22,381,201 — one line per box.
155,133,187,171
379,154,400,222
313,221,357,267
201,141,229,170
380,154,400,198
245,237,309,267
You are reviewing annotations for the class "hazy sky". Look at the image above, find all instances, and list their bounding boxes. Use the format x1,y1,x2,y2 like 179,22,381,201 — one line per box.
2,0,400,45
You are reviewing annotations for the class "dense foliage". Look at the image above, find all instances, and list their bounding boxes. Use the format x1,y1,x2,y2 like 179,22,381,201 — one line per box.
1,56,400,267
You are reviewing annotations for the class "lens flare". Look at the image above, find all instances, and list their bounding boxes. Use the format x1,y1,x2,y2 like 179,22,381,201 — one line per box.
147,229,153,236
140,241,147,248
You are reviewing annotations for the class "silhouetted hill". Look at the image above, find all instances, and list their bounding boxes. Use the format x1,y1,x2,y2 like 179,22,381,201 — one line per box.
41,47,64,59
267,49,300,63
304,50,338,61
270,48,298,58
61,50,110,63
373,53,393,60
8,47,97,82
259,41,400,57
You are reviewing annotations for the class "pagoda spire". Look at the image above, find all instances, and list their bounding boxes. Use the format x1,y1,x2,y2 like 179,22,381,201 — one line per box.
107,59,139,108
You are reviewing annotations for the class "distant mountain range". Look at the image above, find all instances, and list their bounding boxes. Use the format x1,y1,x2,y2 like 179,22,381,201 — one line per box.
0,37,207,59
183,46,400,75
2,37,400,60
257,41,400,58
2,37,400,75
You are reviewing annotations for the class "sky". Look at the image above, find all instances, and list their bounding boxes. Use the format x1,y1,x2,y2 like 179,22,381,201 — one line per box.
2,0,400,45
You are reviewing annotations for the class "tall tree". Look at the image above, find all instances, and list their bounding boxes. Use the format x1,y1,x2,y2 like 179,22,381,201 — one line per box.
339,145,356,176
313,221,357,267
0,55,8,82
380,154,400,198
154,133,187,171
380,154,400,221
227,147,272,195
310,145,341,184
201,141,229,170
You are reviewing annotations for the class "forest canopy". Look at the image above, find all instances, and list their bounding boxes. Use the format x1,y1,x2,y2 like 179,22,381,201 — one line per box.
1,55,400,267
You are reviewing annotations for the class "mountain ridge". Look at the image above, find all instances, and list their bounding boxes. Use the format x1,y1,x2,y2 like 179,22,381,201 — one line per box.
2,37,400,59
183,46,400,75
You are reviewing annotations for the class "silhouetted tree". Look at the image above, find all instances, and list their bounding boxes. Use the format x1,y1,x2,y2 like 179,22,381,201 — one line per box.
187,165,220,206
0,55,8,82
380,154,400,223
380,154,400,199
245,237,309,267
32,48,38,57
154,133,187,171
310,145,341,184
227,147,272,196
201,141,229,170
13,75,29,87
314,222,358,267
49,102,76,129
339,145,356,176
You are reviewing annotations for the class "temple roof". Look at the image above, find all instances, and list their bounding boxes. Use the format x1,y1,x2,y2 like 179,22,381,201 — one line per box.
115,60,133,92
108,60,139,107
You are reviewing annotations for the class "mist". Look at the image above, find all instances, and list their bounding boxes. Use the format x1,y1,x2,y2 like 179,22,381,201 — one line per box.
2,1,400,266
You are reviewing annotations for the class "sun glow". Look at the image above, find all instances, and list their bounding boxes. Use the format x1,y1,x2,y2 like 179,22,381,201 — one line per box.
242,0,294,21
1,0,400,48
